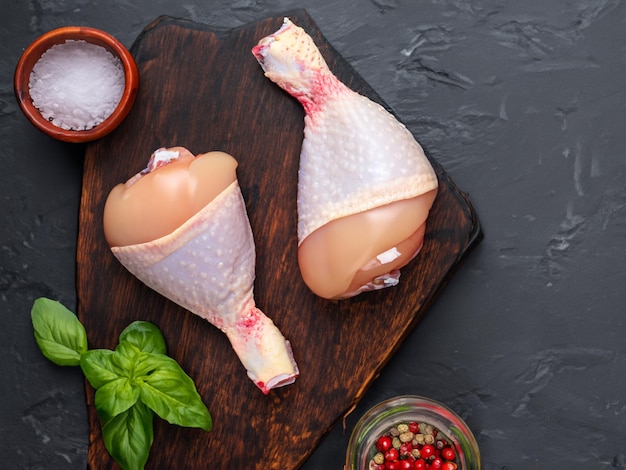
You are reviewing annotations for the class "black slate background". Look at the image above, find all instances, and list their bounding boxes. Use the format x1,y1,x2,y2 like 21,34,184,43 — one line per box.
2,1,625,469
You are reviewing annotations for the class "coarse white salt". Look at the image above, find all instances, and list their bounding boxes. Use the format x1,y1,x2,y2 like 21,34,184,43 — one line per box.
28,39,125,131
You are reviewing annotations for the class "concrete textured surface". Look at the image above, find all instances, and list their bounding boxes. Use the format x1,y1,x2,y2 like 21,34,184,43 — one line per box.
1,1,625,469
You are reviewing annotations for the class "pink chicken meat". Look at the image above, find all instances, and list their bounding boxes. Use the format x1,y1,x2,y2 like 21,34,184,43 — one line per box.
103,147,298,394
252,19,439,300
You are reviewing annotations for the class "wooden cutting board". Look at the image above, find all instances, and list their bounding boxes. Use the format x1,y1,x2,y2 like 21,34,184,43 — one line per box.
76,10,481,469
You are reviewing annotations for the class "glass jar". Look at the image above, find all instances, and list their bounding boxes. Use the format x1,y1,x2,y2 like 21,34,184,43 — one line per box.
345,395,480,470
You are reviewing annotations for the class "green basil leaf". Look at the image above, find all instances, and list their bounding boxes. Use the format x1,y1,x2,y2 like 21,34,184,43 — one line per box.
95,376,140,419
31,297,87,366
132,351,160,378
137,353,212,431
80,349,122,389
101,401,153,470
119,321,166,355
111,340,140,372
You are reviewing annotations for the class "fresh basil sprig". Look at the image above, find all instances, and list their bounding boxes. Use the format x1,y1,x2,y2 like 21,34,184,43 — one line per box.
30,297,212,470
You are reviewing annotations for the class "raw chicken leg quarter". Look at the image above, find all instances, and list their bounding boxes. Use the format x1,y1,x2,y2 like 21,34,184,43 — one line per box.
253,18,439,299
103,147,298,394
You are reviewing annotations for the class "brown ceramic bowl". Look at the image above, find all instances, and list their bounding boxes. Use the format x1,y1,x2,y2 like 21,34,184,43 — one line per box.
14,26,139,143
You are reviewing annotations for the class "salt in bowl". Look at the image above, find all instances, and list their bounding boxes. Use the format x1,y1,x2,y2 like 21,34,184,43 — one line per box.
14,26,139,143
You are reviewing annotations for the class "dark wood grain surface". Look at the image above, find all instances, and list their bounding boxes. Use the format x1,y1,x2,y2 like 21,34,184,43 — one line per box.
76,11,481,469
